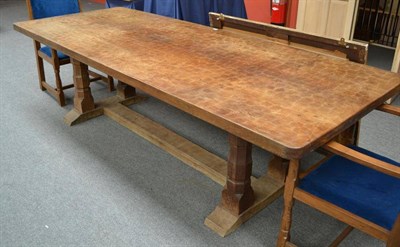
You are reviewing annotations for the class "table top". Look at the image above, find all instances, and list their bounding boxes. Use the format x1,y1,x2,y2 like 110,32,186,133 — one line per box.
14,8,400,159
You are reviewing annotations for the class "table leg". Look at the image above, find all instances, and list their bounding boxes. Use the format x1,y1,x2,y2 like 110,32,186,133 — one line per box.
205,134,284,237
117,80,136,99
220,134,255,215
64,60,146,126
71,59,95,113
64,59,102,126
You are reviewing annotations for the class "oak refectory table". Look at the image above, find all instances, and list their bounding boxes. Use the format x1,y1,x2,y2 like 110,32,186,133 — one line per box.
14,8,400,237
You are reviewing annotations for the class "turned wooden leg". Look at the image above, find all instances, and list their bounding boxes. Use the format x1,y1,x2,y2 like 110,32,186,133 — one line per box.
117,80,136,99
71,58,95,113
33,41,46,91
267,155,289,183
277,159,300,247
220,134,255,215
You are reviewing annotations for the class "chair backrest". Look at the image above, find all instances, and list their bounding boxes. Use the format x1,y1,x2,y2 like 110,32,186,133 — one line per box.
209,12,368,64
26,0,81,20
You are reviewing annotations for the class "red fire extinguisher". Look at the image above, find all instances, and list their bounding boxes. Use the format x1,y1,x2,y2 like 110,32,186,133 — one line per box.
271,0,287,25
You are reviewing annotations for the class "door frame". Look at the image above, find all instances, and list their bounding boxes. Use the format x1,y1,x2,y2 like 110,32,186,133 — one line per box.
390,38,400,102
392,38,400,73
346,0,358,40
349,0,359,40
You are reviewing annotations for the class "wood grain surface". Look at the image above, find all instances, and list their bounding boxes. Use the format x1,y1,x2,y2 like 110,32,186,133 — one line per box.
14,8,400,159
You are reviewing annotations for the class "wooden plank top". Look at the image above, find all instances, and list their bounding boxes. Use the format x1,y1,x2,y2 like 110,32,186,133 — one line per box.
14,8,400,159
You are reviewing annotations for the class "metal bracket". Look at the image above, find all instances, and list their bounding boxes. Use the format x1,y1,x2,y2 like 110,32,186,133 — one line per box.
215,13,225,29
338,38,349,48
217,13,225,22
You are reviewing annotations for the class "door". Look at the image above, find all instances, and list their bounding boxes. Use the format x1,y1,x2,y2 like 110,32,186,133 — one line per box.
353,0,400,48
296,0,357,39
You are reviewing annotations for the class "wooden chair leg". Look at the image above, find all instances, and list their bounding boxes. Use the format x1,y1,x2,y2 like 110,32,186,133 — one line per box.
277,159,300,247
33,41,46,91
51,49,66,107
54,68,66,106
387,214,400,247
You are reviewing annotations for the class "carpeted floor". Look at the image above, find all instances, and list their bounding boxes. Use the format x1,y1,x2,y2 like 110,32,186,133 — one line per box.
0,1,399,246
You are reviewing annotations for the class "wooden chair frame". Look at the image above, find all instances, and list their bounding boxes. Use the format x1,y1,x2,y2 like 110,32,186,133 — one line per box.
278,104,400,247
26,0,115,106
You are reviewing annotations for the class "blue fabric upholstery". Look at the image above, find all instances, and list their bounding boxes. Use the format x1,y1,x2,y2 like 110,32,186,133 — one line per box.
212,0,247,20
179,0,213,25
299,145,400,230
30,0,80,19
106,0,144,10
39,46,69,60
144,0,180,19
106,0,247,25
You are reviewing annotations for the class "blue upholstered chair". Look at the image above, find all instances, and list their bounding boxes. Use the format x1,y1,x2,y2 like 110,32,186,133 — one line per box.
277,104,400,247
26,0,114,106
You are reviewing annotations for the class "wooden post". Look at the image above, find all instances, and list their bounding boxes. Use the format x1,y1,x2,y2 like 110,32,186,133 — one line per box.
71,58,95,113
117,80,136,99
277,159,300,247
392,38,400,73
33,40,46,91
51,48,66,106
220,134,255,215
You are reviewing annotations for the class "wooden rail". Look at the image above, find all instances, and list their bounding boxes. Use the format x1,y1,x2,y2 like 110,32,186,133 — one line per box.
209,12,368,64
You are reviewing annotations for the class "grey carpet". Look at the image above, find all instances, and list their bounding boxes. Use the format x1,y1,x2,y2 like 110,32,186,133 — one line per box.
367,45,395,71
0,1,399,246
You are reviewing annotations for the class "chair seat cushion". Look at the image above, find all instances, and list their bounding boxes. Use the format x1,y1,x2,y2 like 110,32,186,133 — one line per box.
299,145,400,230
39,46,69,60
